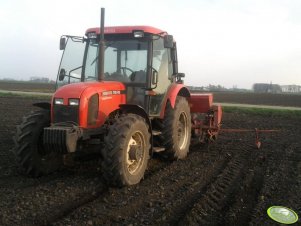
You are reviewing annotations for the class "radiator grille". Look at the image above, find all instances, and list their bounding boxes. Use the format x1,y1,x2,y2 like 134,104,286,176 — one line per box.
53,105,79,124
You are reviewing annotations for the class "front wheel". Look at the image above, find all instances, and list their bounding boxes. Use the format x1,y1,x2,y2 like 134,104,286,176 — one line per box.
14,110,63,177
101,114,150,187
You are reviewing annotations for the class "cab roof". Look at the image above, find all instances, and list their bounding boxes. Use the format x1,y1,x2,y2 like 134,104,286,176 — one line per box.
85,26,166,36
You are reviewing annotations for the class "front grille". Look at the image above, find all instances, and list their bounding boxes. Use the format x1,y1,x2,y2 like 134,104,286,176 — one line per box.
53,105,79,124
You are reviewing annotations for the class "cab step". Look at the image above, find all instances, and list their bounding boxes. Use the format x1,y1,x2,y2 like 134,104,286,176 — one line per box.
152,130,162,136
153,147,165,153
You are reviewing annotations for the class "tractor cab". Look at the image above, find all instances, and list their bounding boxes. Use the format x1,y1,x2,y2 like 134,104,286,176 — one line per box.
57,26,182,116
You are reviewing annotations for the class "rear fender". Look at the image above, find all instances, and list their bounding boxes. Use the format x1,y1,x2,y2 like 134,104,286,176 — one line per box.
159,84,190,118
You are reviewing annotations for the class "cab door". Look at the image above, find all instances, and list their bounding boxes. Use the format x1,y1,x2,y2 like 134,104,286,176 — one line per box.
110,40,149,109
148,38,173,116
120,49,148,108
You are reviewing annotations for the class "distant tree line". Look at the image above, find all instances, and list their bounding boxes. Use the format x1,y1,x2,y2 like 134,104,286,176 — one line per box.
0,76,55,83
188,84,249,92
252,83,281,93
189,82,301,93
252,83,301,93
29,76,56,83
189,84,227,92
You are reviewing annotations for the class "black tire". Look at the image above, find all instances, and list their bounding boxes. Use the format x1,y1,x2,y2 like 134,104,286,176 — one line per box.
101,114,150,187
161,96,191,160
14,110,63,177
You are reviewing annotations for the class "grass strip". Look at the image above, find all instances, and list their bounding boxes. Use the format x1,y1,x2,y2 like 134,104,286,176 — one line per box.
223,106,301,117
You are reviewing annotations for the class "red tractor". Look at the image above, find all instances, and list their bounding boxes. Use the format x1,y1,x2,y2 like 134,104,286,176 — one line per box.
14,9,222,186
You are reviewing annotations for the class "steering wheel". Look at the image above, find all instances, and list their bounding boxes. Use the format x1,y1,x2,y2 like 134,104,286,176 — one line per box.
85,76,96,81
119,67,134,76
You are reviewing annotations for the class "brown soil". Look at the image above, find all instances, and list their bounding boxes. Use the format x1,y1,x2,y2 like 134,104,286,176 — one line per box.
0,81,55,93
0,96,300,226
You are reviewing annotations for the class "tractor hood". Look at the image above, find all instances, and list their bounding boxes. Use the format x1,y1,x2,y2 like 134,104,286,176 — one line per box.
51,81,127,128
53,81,126,103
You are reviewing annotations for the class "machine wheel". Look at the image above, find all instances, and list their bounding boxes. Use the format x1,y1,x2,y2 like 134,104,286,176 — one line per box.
14,110,63,177
161,96,191,160
101,114,150,187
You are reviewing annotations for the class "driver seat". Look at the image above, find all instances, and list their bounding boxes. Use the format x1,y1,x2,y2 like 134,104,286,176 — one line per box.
131,70,146,83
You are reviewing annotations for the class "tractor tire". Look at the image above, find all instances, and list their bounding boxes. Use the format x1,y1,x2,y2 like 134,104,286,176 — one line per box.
161,96,191,160
14,110,63,177
101,114,150,187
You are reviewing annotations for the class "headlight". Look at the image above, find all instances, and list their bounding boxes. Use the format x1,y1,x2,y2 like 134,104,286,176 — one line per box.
69,98,79,106
54,98,64,105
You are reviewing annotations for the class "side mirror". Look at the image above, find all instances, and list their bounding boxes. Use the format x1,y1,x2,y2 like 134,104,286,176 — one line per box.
178,73,185,78
164,35,174,48
152,70,158,85
176,73,185,84
59,68,66,81
60,37,66,50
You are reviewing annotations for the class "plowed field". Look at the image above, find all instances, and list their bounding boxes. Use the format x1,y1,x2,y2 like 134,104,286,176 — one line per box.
0,95,300,226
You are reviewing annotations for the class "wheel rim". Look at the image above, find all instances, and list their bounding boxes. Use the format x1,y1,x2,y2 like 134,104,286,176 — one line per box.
177,111,189,150
126,131,145,175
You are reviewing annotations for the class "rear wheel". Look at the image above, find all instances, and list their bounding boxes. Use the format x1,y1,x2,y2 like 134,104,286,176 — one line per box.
161,96,191,160
101,114,150,187
14,110,63,177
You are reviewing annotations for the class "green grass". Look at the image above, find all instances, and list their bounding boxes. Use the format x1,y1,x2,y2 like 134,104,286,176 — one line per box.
223,106,301,117
0,91,52,99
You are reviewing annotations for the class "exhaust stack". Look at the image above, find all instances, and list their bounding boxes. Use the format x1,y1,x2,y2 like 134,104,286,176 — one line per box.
98,8,105,81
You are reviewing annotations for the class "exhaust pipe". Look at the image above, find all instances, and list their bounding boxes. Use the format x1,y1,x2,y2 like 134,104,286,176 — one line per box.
98,8,105,82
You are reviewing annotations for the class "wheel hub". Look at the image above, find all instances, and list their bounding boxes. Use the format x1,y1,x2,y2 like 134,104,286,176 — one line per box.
128,145,142,161
126,131,145,174
177,111,188,150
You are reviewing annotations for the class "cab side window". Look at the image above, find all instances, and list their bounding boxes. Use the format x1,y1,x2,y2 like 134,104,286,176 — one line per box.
149,38,173,115
152,38,172,93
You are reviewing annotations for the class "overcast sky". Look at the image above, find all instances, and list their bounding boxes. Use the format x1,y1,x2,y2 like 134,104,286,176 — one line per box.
1,0,301,89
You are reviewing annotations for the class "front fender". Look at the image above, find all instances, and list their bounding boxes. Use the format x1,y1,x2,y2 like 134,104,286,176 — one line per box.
119,104,153,155
33,102,51,110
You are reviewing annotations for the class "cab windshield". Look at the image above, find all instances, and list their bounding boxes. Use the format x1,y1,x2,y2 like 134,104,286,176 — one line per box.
85,39,148,83
56,36,149,88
